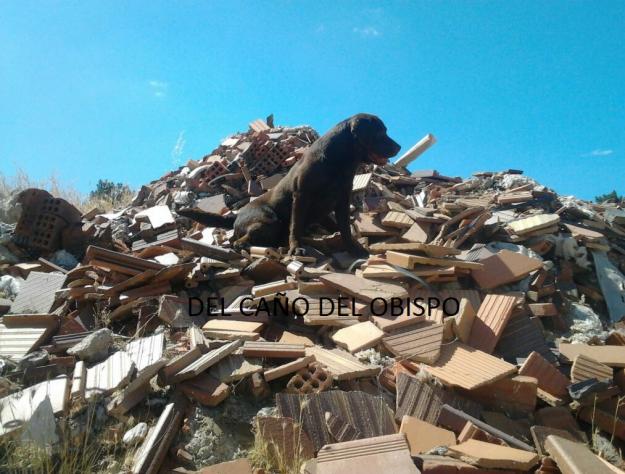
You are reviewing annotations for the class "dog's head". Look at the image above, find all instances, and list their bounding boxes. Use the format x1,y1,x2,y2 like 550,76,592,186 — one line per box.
349,113,401,166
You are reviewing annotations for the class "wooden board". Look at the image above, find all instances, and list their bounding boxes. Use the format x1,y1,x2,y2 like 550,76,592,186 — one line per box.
319,273,408,302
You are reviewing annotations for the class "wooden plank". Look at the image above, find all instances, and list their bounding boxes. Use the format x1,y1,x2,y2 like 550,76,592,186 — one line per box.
319,273,408,303
368,242,461,257
386,251,483,270
305,346,379,380
508,214,560,235
559,343,625,367
85,245,164,272
170,340,242,382
131,396,186,474
381,211,414,229
263,355,315,382
242,341,305,358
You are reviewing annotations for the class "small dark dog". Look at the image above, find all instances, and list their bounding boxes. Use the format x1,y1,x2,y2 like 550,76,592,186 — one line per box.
179,113,401,256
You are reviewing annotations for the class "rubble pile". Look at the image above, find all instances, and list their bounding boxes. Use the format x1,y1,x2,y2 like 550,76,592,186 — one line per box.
1,116,625,474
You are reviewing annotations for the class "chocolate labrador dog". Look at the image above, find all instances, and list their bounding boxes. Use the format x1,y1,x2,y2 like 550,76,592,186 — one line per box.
179,113,401,256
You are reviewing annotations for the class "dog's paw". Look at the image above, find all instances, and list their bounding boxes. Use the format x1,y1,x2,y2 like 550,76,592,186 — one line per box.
288,246,306,257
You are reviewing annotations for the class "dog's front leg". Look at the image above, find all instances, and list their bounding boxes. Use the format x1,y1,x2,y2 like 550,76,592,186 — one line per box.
288,182,309,256
335,185,368,258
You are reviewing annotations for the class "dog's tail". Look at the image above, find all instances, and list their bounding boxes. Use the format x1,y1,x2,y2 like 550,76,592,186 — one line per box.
177,208,236,229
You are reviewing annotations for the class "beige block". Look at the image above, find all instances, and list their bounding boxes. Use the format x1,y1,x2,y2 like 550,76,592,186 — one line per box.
202,319,265,333
331,322,384,353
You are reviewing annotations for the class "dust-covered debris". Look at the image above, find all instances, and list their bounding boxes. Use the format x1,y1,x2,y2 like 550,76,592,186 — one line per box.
1,115,625,473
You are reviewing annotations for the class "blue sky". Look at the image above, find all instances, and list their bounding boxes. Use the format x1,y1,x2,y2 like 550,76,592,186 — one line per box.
1,1,624,200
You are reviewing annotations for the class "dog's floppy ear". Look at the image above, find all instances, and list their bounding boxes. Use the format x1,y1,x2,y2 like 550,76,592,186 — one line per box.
349,115,365,140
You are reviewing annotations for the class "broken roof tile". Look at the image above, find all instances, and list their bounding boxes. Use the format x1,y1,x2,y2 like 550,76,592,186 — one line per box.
277,391,396,451
446,439,539,471
316,434,418,474
382,320,444,363
305,346,379,380
545,435,614,474
518,351,569,398
399,416,456,455
319,273,409,303
471,250,543,289
423,342,517,390
495,311,555,363
571,354,613,383
126,332,165,373
172,339,242,382
395,373,482,424
0,375,69,437
9,271,66,314
85,351,135,400
0,323,55,362
468,294,518,353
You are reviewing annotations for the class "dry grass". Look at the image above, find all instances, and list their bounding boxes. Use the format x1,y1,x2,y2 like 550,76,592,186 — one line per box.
0,169,133,216
249,401,312,474
0,400,127,474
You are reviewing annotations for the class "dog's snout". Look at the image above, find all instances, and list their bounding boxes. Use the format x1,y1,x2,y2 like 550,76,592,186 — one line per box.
389,138,401,156
382,136,401,157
